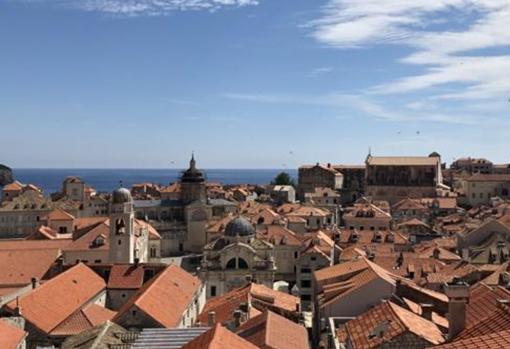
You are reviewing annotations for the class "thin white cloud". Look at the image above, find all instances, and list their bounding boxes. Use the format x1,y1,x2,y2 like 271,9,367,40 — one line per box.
308,66,334,77
222,91,488,125
309,0,510,103
22,0,259,15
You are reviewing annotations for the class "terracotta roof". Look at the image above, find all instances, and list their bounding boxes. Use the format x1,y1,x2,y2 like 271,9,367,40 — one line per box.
73,217,108,230
107,265,145,290
197,283,299,325
51,303,116,336
0,248,60,287
465,283,510,328
398,218,430,228
114,264,201,328
236,310,310,349
257,225,304,246
182,323,259,349
367,156,439,166
315,258,396,307
6,263,106,334
337,301,444,349
392,198,428,211
0,239,72,251
0,319,27,349
433,328,510,349
45,208,75,221
286,206,330,217
65,221,110,252
457,303,510,340
3,181,23,191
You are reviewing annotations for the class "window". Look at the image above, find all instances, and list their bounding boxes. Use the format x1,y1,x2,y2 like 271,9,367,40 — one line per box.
132,310,137,317
301,294,311,301
226,258,237,269
311,256,316,261
59,226,67,234
118,239,122,245
301,280,312,288
211,286,217,297
94,259,102,264
294,251,298,259
238,258,249,269
301,268,311,274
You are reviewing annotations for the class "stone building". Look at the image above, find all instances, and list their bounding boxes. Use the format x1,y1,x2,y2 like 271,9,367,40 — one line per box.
199,216,276,298
109,187,149,264
365,154,444,204
458,174,510,207
298,164,343,201
332,165,365,204
0,190,79,238
131,156,218,256
451,157,493,174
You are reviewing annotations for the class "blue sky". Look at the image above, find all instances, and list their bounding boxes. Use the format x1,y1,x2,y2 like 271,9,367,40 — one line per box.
1,0,509,168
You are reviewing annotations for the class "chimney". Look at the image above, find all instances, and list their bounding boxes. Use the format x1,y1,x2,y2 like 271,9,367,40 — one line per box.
208,311,216,326
444,279,469,340
31,277,39,289
14,297,21,316
420,303,434,321
233,309,242,328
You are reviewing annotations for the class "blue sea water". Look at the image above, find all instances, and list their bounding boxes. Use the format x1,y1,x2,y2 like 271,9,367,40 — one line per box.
12,168,298,194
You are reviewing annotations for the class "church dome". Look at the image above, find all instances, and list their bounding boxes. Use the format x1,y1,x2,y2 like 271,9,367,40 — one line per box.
429,151,441,158
224,216,255,237
112,187,132,204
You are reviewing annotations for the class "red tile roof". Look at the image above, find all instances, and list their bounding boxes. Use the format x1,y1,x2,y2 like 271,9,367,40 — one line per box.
0,248,60,287
0,319,27,349
45,208,75,221
182,323,259,349
465,283,510,328
236,310,310,349
107,265,144,290
0,239,72,251
337,301,444,348
6,263,106,334
114,264,201,328
457,303,510,340
51,303,116,336
197,283,299,326
433,328,510,349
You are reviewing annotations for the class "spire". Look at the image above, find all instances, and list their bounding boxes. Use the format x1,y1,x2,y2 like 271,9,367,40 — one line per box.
190,151,196,170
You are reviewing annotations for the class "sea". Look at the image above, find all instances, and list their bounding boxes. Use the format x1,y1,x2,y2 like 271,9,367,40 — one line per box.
12,168,298,194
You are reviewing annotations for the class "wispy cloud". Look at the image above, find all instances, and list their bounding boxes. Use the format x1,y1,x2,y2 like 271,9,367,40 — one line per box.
309,1,510,101
21,0,259,16
308,66,334,77
222,91,488,125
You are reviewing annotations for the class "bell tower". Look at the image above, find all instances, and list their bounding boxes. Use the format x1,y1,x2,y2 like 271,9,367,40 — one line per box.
181,153,207,204
109,187,136,264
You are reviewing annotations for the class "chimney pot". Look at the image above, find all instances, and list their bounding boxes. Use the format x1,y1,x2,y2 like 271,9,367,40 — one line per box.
420,303,434,321
208,311,216,326
233,309,242,328
444,280,469,340
31,277,38,289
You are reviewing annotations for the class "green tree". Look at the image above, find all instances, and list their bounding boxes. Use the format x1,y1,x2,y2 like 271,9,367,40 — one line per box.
271,172,295,186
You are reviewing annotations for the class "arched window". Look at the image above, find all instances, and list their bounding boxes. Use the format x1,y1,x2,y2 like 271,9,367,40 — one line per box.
226,258,237,269
115,219,126,235
238,258,249,269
